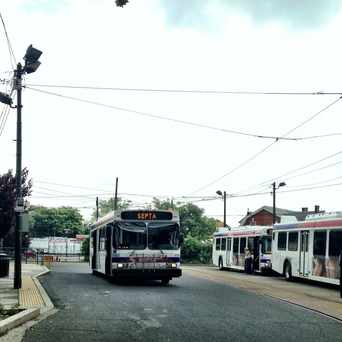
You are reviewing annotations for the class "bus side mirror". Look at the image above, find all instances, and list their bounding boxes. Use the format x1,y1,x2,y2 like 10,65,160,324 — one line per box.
179,234,184,245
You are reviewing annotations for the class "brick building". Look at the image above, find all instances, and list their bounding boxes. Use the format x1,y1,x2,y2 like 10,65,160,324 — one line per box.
239,205,323,226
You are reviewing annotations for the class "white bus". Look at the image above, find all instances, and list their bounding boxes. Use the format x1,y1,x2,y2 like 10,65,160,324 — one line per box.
212,226,272,273
272,212,342,285
90,209,182,285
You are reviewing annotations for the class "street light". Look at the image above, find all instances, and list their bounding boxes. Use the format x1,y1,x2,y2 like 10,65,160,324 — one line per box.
216,190,228,229
13,45,43,289
272,182,286,224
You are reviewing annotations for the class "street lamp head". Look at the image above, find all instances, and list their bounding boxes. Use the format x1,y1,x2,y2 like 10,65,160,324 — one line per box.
0,91,12,106
279,182,286,187
216,190,223,196
23,45,42,74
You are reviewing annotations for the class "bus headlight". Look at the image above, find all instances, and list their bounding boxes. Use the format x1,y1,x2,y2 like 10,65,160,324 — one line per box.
117,263,123,268
171,263,177,268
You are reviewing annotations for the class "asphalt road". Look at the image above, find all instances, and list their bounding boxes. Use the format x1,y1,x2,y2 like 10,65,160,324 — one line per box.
23,263,342,342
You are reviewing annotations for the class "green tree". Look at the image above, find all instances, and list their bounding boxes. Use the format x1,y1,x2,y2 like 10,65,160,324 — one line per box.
0,168,32,241
81,237,90,261
30,206,84,237
152,199,216,240
91,197,132,221
152,199,216,264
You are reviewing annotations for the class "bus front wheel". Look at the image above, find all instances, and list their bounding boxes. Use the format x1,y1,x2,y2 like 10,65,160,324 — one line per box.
284,261,292,281
161,278,170,285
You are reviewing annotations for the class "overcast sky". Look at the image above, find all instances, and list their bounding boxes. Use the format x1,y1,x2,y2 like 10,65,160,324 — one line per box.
1,0,342,226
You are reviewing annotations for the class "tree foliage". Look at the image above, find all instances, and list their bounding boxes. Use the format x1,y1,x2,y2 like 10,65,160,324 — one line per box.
91,197,132,221
0,168,32,239
152,199,216,263
30,206,84,237
152,198,216,240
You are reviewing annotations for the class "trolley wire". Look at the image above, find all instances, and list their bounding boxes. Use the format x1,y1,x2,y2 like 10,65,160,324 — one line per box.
25,87,342,142
0,10,16,68
190,96,342,195
25,83,342,96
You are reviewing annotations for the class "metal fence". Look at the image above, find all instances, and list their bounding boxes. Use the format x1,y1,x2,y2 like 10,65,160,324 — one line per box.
0,247,87,264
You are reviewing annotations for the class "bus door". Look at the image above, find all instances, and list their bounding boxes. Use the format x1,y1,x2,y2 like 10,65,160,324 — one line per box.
226,238,232,266
299,231,309,276
105,224,113,276
253,237,260,271
91,230,98,270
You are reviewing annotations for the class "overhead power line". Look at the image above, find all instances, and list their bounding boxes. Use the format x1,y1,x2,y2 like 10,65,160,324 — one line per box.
25,83,342,96
234,148,342,195
25,86,319,141
190,96,342,194
0,11,16,68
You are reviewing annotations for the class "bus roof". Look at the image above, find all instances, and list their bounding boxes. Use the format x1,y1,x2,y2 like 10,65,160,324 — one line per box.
90,209,179,230
274,211,342,231
213,225,272,238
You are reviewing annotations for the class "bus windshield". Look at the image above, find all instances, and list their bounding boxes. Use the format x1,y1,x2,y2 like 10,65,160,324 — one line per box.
148,223,180,250
115,222,147,249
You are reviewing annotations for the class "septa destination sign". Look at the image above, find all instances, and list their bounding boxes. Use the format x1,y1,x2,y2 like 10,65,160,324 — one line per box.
121,210,173,220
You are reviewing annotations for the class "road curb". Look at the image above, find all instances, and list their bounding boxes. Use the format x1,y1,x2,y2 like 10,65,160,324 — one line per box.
32,270,54,313
0,308,40,336
0,266,54,337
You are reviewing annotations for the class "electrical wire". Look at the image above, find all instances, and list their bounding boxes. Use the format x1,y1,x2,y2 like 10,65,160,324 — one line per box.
26,86,342,142
190,96,342,195
25,83,342,96
0,105,10,136
0,10,16,68
25,87,311,141
233,148,342,195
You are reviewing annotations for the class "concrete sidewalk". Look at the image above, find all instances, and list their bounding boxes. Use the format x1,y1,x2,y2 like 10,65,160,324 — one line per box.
184,266,342,321
0,262,53,337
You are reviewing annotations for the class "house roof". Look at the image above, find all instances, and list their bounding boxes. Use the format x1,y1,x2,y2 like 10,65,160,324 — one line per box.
238,205,307,226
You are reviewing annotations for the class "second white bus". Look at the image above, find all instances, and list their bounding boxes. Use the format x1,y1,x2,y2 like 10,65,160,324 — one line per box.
212,226,272,273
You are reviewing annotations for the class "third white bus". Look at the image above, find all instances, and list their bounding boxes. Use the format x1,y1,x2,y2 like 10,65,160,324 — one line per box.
272,212,342,285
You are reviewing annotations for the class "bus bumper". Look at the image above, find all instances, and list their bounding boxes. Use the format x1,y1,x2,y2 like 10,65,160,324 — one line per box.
111,268,182,279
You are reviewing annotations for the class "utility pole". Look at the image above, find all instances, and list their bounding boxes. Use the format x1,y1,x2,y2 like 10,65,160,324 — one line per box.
272,181,286,225
216,190,228,229
14,63,23,290
96,197,99,220
12,45,42,289
272,182,276,225
114,177,118,210
223,191,227,228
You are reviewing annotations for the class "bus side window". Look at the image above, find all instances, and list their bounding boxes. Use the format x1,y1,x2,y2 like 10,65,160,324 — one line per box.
277,232,287,250
239,237,246,254
248,237,254,253
221,238,227,251
272,232,275,240
216,238,221,251
227,238,231,251
329,230,342,257
313,231,327,256
288,232,298,251
233,238,239,254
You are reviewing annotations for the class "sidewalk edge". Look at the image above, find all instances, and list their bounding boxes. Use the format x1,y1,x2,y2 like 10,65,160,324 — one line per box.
0,308,40,336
